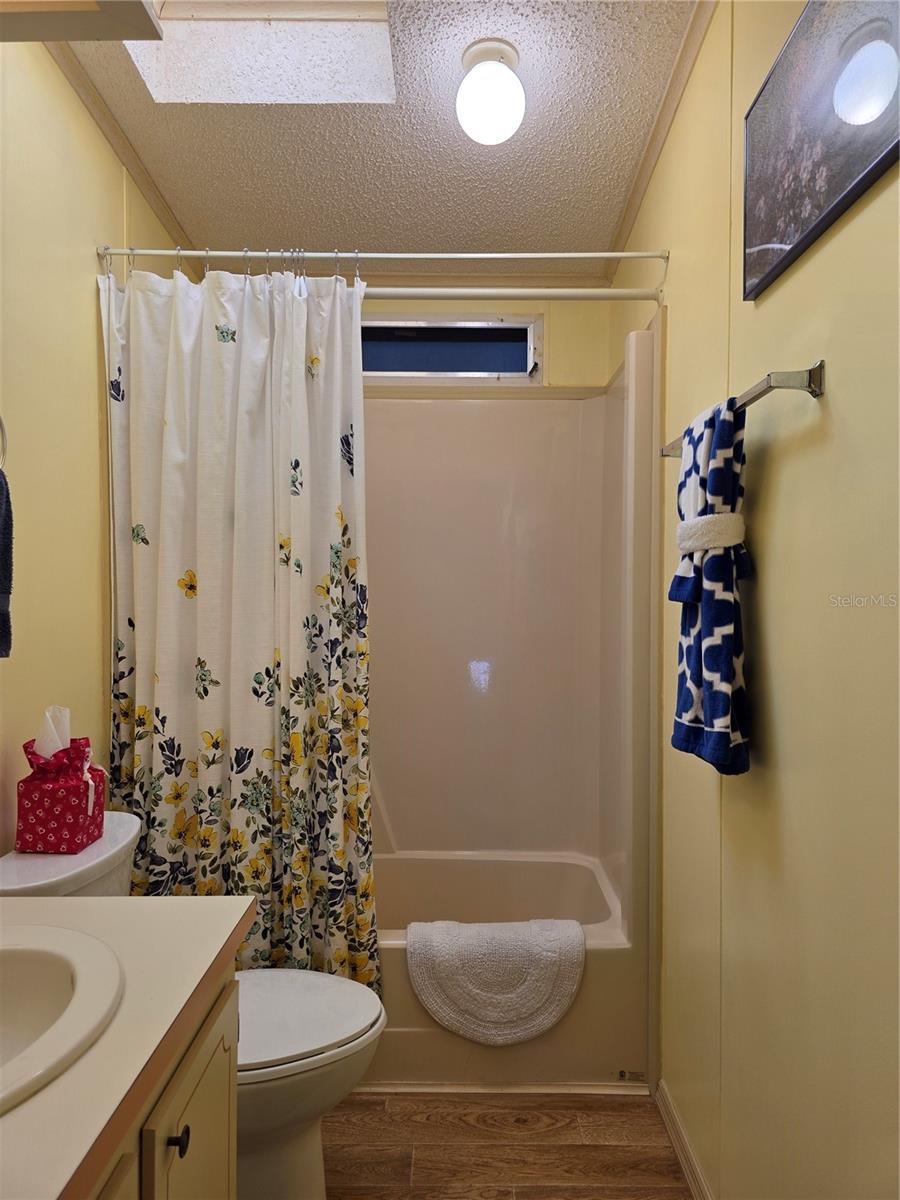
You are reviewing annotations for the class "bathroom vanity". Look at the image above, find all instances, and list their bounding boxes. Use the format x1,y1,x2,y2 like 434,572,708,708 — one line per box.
0,896,255,1200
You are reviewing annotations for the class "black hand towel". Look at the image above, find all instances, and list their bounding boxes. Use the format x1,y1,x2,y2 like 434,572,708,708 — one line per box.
0,468,12,657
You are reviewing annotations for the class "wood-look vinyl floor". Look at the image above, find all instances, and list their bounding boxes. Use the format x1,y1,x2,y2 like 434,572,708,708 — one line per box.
322,1092,691,1200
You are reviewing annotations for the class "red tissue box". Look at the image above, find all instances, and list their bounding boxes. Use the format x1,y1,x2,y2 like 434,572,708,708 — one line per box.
15,737,106,854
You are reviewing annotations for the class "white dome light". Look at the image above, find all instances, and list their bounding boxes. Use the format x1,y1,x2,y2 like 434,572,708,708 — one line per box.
456,39,526,146
832,39,899,126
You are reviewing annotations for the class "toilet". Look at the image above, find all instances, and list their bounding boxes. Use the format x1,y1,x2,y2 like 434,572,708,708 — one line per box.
236,967,386,1200
0,810,141,896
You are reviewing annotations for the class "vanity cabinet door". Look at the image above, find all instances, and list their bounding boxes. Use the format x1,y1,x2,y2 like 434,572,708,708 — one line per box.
141,981,238,1200
97,1154,139,1200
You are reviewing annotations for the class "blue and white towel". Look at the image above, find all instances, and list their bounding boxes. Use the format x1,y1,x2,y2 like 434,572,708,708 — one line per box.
0,469,11,658
669,398,751,775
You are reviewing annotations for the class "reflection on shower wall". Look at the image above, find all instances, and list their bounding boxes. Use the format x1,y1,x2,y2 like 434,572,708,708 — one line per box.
365,392,628,870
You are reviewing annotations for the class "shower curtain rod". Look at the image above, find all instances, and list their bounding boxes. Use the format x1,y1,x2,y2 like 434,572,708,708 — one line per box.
97,245,668,302
98,247,668,262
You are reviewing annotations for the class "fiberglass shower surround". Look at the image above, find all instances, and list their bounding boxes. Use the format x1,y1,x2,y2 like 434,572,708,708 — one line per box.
362,332,656,1086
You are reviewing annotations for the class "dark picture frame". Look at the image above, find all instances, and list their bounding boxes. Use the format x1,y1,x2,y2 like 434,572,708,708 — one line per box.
744,1,899,301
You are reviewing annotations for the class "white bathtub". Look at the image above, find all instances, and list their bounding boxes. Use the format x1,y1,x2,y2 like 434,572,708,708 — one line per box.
363,852,648,1088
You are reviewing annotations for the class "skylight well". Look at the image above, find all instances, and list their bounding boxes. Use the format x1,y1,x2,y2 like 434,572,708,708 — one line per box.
126,1,396,105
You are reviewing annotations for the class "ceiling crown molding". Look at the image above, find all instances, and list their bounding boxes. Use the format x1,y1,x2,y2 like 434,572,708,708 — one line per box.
613,0,717,256
43,41,196,265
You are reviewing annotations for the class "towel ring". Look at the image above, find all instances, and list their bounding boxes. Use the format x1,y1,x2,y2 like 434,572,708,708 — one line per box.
0,414,7,470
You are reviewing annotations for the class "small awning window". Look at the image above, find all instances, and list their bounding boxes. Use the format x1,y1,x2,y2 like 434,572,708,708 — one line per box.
362,320,539,380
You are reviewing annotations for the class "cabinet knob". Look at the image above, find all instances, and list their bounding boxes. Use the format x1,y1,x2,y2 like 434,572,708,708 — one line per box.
166,1125,191,1159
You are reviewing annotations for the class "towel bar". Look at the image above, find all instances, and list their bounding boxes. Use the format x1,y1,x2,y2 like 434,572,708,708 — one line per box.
660,360,825,457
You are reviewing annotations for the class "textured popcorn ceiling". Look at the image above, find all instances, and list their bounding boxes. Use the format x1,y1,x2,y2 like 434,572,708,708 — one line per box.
72,1,693,282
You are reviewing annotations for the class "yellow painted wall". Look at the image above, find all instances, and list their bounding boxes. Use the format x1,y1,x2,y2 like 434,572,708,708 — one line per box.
0,42,176,851
611,3,898,1197
610,7,734,1189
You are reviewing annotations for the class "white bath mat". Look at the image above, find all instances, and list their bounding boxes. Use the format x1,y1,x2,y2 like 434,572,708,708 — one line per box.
406,919,585,1046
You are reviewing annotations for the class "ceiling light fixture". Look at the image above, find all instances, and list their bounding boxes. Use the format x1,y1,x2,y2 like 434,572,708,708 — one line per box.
455,38,526,146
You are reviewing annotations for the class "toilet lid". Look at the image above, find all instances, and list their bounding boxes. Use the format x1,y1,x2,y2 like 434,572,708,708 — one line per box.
236,968,383,1070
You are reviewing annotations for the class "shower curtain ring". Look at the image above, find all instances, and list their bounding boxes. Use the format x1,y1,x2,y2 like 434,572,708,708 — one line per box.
243,247,250,277
354,249,360,281
175,245,182,273
334,248,340,277
103,247,112,278
204,248,210,277
127,248,135,278
265,248,271,278
300,248,306,278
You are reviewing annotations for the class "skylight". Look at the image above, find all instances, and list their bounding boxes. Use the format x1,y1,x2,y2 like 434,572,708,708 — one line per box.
125,10,396,105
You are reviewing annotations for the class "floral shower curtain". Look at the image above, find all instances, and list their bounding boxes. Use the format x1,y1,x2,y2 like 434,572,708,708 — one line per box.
99,269,378,987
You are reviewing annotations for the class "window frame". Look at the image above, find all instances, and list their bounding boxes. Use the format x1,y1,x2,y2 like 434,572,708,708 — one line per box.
361,314,544,387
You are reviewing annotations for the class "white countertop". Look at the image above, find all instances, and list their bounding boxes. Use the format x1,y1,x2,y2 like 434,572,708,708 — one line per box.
0,896,254,1200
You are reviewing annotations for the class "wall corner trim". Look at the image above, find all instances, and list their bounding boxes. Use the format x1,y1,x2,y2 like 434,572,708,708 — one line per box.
42,40,195,256
612,0,718,257
655,1078,716,1200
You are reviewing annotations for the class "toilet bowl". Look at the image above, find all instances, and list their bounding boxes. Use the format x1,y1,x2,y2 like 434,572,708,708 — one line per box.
236,967,385,1200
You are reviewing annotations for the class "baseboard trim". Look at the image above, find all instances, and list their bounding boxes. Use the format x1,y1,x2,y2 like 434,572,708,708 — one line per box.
655,1078,715,1200
358,1081,651,1096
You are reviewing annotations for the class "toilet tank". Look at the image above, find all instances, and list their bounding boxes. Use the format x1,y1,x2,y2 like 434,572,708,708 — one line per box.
0,811,141,896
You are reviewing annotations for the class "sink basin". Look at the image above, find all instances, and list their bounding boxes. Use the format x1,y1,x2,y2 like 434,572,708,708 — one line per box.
0,924,123,1114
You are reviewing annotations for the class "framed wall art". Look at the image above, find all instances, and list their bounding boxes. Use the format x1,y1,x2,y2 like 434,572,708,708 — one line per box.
744,1,899,300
